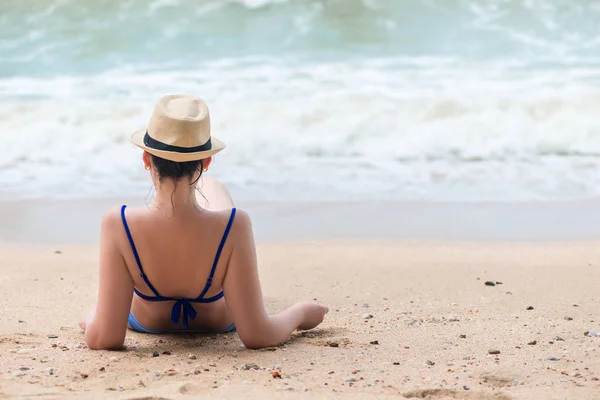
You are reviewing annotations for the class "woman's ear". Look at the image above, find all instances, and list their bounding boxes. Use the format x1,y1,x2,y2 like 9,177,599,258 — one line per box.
142,151,152,169
203,157,212,171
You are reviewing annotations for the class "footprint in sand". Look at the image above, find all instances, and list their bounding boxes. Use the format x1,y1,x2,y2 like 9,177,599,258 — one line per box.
402,388,512,400
126,397,173,400
479,373,517,388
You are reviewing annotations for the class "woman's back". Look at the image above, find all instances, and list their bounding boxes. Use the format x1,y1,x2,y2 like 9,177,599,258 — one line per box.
118,204,238,332
122,205,233,298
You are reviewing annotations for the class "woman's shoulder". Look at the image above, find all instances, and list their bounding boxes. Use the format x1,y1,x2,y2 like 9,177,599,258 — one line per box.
207,207,253,242
100,205,127,230
100,204,150,234
99,205,253,234
98,205,142,246
211,207,252,233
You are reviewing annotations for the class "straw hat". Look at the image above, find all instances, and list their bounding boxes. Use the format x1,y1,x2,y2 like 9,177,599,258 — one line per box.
131,94,225,162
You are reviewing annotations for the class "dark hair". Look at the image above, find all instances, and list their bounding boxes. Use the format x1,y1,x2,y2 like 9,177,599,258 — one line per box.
151,154,204,185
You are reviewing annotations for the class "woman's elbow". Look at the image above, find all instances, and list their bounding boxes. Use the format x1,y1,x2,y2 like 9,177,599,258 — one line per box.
239,336,270,350
237,325,283,349
85,327,125,350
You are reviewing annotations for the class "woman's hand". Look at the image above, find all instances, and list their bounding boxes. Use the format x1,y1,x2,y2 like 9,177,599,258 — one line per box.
78,308,95,331
296,301,329,331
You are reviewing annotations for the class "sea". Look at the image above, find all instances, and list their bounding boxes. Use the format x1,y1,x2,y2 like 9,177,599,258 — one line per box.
2,0,600,202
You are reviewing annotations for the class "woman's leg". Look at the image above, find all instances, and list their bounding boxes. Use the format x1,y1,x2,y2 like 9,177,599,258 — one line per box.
195,176,234,211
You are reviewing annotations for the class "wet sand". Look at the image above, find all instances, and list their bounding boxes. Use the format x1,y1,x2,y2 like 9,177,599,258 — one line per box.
4,198,600,244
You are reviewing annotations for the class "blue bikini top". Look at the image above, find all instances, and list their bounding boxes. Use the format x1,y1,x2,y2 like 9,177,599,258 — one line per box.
120,205,236,329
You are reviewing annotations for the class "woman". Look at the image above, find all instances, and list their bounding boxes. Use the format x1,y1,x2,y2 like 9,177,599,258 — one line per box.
79,94,329,350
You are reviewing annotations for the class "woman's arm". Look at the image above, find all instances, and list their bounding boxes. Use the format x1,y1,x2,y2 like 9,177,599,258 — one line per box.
80,208,134,350
223,210,328,349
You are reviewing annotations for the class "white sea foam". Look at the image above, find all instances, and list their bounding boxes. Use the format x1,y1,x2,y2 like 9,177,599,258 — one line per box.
2,57,600,201
2,0,600,201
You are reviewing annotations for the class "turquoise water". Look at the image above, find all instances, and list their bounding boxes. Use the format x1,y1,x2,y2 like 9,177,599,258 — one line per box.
2,0,600,77
2,0,600,201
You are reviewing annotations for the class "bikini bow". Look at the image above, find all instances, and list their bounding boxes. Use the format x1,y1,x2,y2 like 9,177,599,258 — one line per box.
171,299,198,329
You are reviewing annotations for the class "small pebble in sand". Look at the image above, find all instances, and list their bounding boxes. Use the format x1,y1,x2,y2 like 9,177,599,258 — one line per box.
528,340,537,345
188,354,197,360
495,281,503,285
484,281,495,286
99,367,105,372
547,356,559,361
362,314,373,319
426,360,435,366
328,342,339,348
459,335,466,339
13,371,27,377
44,368,54,376
242,363,259,370
370,340,379,345
47,335,58,339
271,371,282,379
162,351,171,355
152,351,159,357
345,376,358,382
586,331,598,337
553,336,565,342
564,316,573,321
463,385,470,390
109,357,118,362
360,303,369,308
393,362,400,365
526,306,534,310
488,349,500,355
16,348,35,354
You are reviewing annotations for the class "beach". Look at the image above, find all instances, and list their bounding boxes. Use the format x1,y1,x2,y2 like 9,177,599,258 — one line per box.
3,1,600,398
1,201,599,399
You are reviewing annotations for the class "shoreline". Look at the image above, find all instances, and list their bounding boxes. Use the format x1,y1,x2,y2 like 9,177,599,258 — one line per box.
3,198,600,244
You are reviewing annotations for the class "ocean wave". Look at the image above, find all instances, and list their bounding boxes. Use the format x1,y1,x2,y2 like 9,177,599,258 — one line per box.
2,0,600,78
2,57,600,201
2,1,600,201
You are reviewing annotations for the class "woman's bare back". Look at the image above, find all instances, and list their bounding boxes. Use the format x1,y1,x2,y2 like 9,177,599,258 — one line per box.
122,204,237,332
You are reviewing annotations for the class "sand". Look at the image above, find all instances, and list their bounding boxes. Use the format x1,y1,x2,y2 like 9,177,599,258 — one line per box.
1,240,599,399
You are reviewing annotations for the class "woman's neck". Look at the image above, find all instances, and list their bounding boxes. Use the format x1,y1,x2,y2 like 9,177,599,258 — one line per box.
152,179,198,213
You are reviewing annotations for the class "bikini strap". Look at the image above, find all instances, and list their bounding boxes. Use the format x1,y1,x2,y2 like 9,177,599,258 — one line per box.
121,205,161,297
198,208,236,300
